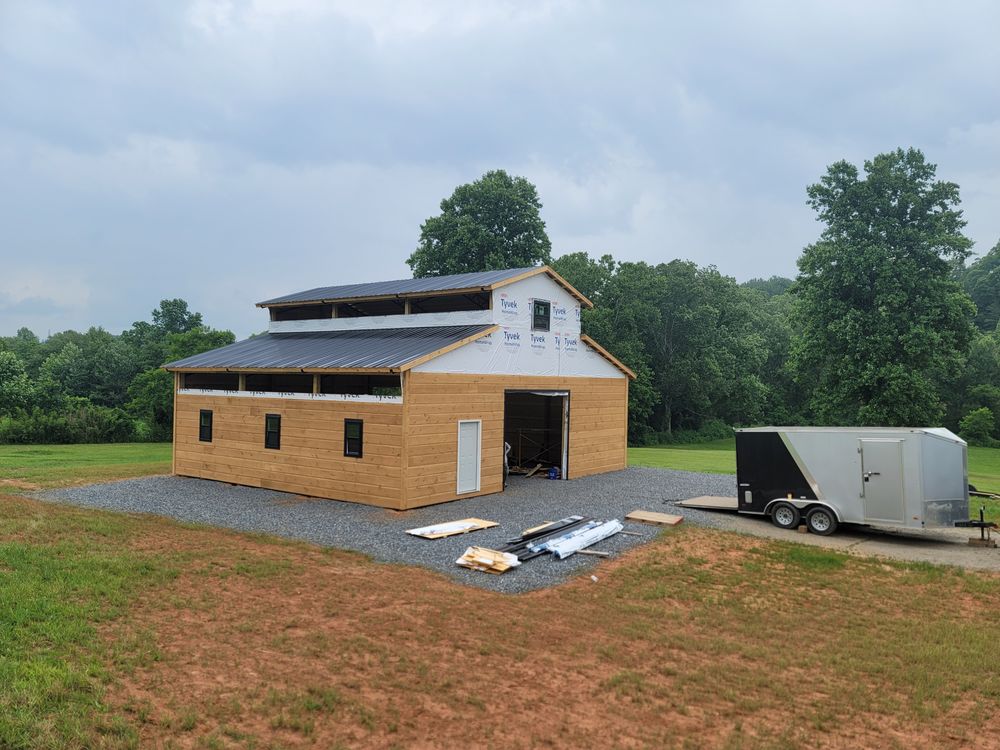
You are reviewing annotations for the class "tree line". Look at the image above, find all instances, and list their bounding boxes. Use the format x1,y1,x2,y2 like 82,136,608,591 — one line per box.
1,150,998,446
411,156,1000,446
0,301,233,443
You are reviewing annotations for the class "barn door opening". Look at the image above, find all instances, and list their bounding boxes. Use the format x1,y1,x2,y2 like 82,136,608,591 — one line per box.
504,391,569,479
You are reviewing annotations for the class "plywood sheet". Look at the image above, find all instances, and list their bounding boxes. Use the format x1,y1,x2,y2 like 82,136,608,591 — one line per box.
676,496,739,510
406,518,498,539
625,510,684,526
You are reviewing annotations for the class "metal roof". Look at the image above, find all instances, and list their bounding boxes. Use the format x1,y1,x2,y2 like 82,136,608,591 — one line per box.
257,267,537,306
164,325,493,371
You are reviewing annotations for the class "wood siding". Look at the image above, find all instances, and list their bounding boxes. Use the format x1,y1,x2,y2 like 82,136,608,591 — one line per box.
402,373,628,509
174,393,404,508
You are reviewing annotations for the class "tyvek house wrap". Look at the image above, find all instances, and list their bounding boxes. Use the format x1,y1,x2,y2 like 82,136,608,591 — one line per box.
412,273,625,379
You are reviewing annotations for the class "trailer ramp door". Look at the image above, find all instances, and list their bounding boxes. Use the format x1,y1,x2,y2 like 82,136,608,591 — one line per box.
860,439,905,523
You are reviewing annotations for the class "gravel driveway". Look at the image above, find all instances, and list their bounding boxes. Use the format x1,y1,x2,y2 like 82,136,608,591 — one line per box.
37,468,735,593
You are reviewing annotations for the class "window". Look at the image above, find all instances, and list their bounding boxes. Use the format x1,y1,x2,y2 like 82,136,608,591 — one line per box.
344,419,363,458
264,414,281,450
532,299,551,331
199,410,213,442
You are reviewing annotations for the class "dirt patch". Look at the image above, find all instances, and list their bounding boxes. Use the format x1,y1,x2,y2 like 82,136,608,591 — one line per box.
0,478,41,491
99,522,1000,749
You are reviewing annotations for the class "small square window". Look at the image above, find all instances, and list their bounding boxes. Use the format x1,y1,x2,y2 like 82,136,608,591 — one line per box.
199,410,213,442
532,300,551,331
264,414,281,450
344,419,363,458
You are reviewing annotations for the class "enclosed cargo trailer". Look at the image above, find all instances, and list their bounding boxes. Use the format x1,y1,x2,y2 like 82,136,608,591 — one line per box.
735,427,969,535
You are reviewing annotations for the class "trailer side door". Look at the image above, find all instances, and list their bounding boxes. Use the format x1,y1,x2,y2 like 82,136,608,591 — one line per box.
859,439,905,524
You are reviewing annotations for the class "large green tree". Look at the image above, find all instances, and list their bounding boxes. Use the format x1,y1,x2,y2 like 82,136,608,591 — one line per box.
407,170,552,277
791,148,976,425
963,240,1000,332
553,253,788,439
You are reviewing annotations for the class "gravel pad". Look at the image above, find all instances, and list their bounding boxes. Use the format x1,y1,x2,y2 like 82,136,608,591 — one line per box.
37,468,737,593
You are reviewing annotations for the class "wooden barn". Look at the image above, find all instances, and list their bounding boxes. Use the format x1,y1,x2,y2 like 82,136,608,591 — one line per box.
165,266,634,509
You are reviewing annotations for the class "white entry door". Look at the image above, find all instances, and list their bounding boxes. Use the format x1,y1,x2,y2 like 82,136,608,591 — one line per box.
457,420,481,494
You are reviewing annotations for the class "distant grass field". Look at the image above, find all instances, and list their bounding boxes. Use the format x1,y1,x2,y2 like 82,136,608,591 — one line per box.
628,437,737,475
629,437,1000,520
0,443,171,489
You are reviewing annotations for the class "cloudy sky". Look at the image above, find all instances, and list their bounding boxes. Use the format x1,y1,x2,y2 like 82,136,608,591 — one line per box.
2,1,998,338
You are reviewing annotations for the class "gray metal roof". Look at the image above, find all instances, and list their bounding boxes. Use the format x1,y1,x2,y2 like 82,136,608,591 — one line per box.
258,267,537,306
165,325,493,371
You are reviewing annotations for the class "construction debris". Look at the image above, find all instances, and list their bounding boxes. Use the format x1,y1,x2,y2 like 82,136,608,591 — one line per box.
545,519,624,559
576,549,610,558
406,518,498,539
456,546,521,574
625,510,684,526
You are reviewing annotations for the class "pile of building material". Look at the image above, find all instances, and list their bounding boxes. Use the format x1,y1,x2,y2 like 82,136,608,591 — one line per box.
455,546,521,574
498,515,624,561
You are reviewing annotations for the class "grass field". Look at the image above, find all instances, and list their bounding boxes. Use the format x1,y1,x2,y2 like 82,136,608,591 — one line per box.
3,443,1000,747
0,443,171,489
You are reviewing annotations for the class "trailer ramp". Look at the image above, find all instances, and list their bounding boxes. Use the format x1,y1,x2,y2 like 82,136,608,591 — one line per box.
677,495,739,510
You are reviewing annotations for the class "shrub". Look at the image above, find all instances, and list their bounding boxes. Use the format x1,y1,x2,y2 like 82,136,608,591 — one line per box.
960,407,997,447
0,403,137,444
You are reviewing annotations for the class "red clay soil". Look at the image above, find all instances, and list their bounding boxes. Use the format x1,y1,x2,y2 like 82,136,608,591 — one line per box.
101,524,1000,750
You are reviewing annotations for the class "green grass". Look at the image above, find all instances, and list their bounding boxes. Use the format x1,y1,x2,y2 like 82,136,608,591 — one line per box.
628,437,736,474
0,499,176,749
630,436,1000,520
0,443,171,488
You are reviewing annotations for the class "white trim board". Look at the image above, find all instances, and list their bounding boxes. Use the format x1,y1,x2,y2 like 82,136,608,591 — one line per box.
178,388,402,404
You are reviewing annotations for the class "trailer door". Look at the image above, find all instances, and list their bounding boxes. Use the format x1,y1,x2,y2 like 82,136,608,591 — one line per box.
859,439,905,523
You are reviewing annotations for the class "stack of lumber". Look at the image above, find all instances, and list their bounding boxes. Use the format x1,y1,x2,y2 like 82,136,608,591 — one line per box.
455,546,521,574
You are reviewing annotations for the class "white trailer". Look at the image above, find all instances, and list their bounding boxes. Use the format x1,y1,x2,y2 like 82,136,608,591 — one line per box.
734,427,969,535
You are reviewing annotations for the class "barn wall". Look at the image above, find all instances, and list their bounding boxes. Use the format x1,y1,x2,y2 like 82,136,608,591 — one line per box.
173,392,404,508
402,372,628,509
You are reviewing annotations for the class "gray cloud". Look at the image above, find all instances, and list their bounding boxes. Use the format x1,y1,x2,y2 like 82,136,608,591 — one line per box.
1,0,998,338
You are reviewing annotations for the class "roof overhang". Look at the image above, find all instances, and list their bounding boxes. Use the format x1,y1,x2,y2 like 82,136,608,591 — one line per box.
256,266,594,310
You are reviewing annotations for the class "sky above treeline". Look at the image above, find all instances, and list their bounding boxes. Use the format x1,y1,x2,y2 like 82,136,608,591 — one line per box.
2,1,999,339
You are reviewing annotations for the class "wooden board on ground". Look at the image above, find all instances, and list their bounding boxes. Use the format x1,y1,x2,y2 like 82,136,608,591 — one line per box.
525,464,544,478
676,496,739,511
406,518,499,539
625,510,684,526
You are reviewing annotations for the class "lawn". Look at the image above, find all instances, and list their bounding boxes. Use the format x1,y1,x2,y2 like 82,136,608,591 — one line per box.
0,443,171,489
4,444,1000,747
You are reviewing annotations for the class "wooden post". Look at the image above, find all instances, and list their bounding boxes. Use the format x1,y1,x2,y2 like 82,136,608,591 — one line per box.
331,304,338,318
404,298,411,315
238,373,246,391
313,374,320,395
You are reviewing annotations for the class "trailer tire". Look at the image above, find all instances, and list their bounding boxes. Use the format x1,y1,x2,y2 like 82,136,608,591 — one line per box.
806,507,838,536
770,502,800,530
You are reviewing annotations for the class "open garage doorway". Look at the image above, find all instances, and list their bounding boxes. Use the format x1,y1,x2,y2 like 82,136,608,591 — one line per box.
503,390,569,479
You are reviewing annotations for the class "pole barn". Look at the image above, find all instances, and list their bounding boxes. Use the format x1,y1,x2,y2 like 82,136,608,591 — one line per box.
165,266,634,509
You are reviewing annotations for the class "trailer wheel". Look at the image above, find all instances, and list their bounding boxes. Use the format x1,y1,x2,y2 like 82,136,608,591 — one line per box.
770,502,800,530
806,507,838,536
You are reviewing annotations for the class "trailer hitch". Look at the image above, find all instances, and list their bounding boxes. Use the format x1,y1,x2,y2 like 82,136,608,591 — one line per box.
955,507,999,547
